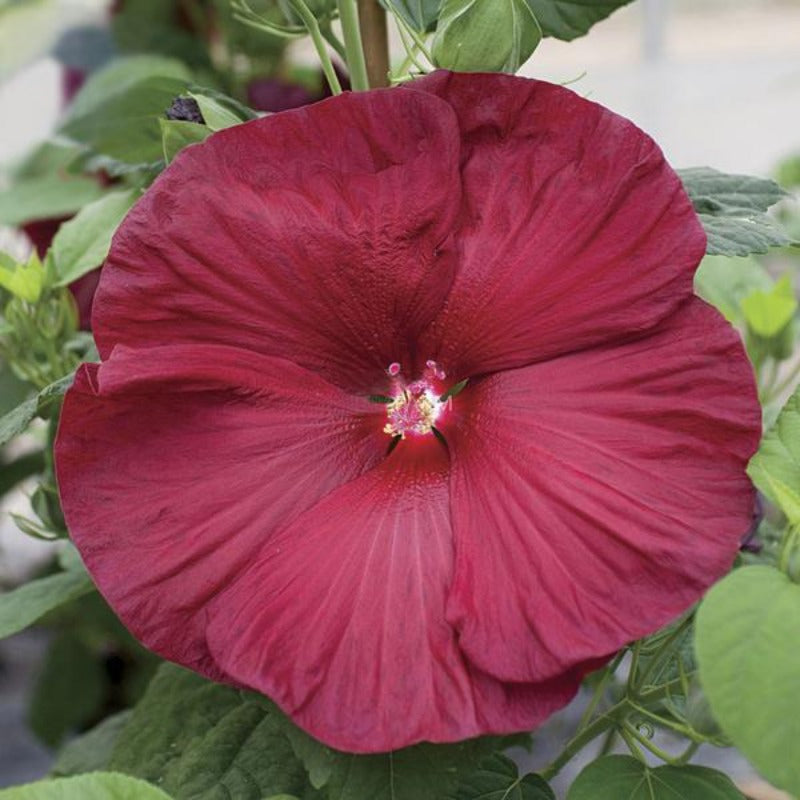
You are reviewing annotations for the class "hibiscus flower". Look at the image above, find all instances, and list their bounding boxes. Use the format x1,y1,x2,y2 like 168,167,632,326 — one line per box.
55,71,761,753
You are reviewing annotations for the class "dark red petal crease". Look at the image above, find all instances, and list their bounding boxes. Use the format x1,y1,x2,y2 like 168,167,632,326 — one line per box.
55,345,385,679
407,71,706,377
94,88,462,393
204,438,580,752
444,298,760,683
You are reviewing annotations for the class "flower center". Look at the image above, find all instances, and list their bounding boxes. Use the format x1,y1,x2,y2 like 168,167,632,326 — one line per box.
382,361,448,439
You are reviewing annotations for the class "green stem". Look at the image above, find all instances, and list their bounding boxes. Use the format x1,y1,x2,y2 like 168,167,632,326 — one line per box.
286,0,343,94
623,721,690,766
619,725,649,764
759,357,780,402
393,21,427,78
320,22,348,60
598,728,618,756
626,700,701,740
576,650,625,731
764,358,800,405
540,703,624,781
674,741,700,766
632,615,692,694
393,11,432,62
637,677,686,703
337,0,369,89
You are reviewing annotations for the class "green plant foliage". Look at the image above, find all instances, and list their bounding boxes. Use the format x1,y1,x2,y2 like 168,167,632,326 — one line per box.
278,714,507,800
0,251,45,303
0,139,107,227
696,566,800,798
107,664,317,800
60,56,193,167
0,559,92,640
29,632,107,748
566,755,745,799
62,76,191,166
160,120,211,164
741,275,797,339
188,88,258,130
49,189,139,286
111,0,212,71
0,772,173,800
525,0,634,40
694,255,772,324
0,173,107,228
679,167,791,256
747,385,800,522
65,55,192,122
450,754,554,799
432,0,542,72
384,0,442,32
0,372,73,447
52,712,133,777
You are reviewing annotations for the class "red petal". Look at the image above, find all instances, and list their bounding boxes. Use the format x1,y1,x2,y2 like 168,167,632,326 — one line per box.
94,89,461,393
408,71,706,377
204,440,578,751
444,299,760,683
55,344,385,679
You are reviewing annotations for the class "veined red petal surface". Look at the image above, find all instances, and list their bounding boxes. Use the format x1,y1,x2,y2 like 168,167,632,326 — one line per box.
408,71,706,378
205,439,582,751
55,71,761,753
445,298,760,683
93,89,461,393
56,344,385,678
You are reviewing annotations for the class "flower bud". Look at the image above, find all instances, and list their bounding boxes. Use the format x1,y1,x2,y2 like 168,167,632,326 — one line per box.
432,0,542,73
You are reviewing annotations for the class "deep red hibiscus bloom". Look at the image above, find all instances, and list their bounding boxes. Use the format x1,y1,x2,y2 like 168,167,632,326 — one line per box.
55,71,761,753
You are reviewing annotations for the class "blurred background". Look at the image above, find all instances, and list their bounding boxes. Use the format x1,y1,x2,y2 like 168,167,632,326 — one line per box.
1,0,798,797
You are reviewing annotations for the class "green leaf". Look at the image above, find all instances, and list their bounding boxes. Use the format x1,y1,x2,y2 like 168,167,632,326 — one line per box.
693,255,772,324
0,567,93,640
741,274,797,338
679,167,792,256
280,718,504,800
567,755,744,800
432,0,542,73
64,55,192,123
188,88,257,131
61,67,192,166
0,372,73,447
29,632,107,747
52,711,133,777
0,773,173,800
51,189,138,286
696,566,800,797
0,362,30,416
108,664,314,800
452,754,554,799
747,386,800,522
0,251,45,302
525,0,633,40
384,0,442,32
0,173,107,227
159,119,210,164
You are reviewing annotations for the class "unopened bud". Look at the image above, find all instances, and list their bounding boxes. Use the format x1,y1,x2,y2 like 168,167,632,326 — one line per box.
432,0,542,73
